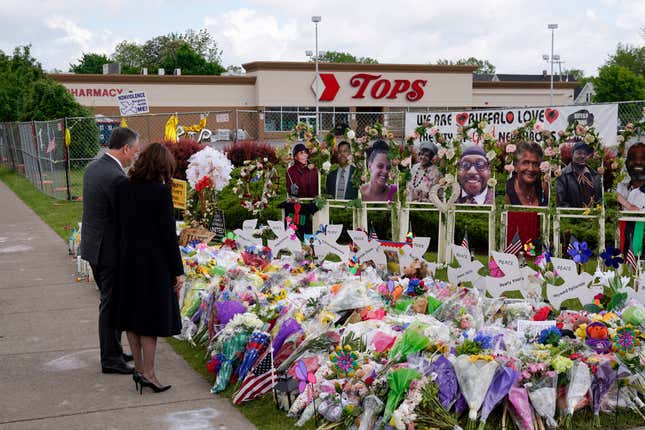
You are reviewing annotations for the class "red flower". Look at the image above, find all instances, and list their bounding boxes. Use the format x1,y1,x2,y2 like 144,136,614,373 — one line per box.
533,306,552,321
195,175,212,192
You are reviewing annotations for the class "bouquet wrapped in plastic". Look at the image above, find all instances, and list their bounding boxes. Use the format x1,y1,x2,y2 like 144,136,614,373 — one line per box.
452,355,499,429
526,371,558,428
478,366,520,430
211,331,250,392
388,321,430,362
383,368,420,425
563,360,592,429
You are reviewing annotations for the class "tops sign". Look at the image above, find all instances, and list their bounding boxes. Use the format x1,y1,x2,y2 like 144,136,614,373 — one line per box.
318,73,427,102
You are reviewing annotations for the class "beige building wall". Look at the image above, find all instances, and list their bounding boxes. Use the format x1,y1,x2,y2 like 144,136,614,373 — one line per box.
472,82,577,107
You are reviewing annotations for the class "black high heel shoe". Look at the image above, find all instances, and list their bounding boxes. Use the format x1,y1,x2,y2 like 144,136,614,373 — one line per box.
132,371,143,391
138,374,171,394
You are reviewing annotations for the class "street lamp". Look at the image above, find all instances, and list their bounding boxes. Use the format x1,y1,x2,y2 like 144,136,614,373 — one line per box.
312,15,321,136
547,23,558,105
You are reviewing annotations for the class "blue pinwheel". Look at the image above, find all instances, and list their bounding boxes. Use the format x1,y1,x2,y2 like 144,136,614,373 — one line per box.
237,331,270,381
599,246,623,269
567,241,593,264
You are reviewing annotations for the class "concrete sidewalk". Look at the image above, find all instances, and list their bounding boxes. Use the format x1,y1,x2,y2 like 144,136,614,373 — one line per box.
0,181,255,430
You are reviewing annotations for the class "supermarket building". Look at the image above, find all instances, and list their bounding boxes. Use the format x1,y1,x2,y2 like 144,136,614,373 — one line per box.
51,61,578,140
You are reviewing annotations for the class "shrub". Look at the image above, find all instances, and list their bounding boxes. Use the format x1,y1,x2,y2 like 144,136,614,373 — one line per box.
224,140,277,167
162,138,205,180
68,117,100,168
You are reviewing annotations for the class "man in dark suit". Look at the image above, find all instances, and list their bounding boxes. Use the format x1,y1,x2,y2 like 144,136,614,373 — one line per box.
81,127,139,374
556,141,602,208
325,141,358,200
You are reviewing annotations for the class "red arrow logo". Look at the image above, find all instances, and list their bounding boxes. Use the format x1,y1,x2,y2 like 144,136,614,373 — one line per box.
319,73,340,101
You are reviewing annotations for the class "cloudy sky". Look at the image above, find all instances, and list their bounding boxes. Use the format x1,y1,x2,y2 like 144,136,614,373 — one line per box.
0,0,643,76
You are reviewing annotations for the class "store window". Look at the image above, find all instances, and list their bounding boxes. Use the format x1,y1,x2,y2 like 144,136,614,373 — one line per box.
264,107,349,132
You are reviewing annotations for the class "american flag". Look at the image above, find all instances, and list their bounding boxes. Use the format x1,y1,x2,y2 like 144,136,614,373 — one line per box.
567,234,578,253
625,234,638,273
461,231,469,249
232,347,276,404
504,230,522,255
369,225,378,240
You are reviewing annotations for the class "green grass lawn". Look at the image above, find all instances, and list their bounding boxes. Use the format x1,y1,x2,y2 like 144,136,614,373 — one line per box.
0,167,82,240
2,166,643,430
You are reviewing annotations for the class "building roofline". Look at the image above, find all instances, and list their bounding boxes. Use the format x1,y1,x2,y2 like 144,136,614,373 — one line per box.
241,61,477,74
49,73,256,85
473,80,578,89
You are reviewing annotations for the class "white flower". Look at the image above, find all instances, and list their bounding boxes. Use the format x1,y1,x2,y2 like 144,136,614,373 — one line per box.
445,173,455,184
346,130,356,140
322,161,331,172
584,133,595,144
486,150,496,161
446,148,456,160
186,146,234,191
382,127,388,135
487,178,497,187
478,120,488,129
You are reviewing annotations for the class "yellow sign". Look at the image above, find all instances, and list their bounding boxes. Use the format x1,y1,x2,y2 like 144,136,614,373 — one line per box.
172,179,187,210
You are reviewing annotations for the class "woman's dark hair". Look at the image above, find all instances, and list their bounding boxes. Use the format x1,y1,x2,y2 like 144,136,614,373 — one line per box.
129,142,176,185
366,140,389,164
515,141,543,162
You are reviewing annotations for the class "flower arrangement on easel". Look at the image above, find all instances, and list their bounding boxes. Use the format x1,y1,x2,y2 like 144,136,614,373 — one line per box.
183,146,233,235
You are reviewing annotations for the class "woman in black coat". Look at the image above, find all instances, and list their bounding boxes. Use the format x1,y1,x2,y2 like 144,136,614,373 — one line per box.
113,142,184,394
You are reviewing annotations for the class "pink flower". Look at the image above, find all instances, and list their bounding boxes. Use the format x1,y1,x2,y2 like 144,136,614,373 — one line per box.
545,370,556,378
506,144,517,153
401,157,411,167
428,126,439,136
539,161,551,173
504,164,515,173
437,148,447,158
544,147,556,157
413,131,420,139
533,122,545,132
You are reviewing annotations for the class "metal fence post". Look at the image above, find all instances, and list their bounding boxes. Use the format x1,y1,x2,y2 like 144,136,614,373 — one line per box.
234,109,239,143
63,118,71,200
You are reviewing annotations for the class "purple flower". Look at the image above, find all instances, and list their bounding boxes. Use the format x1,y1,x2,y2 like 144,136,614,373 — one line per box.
567,241,593,264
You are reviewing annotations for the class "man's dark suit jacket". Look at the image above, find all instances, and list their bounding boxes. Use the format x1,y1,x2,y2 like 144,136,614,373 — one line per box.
325,165,358,200
80,154,126,267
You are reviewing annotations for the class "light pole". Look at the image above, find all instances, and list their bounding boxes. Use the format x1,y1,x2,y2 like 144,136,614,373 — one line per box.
312,16,321,136
547,23,558,105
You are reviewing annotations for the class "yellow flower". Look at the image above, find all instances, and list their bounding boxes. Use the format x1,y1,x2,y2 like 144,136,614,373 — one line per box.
575,323,587,339
294,312,305,323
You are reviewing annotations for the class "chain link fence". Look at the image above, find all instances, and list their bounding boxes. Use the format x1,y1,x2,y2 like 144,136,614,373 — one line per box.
1,101,644,201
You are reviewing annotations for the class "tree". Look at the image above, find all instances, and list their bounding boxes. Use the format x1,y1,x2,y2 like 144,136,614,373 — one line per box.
593,64,645,102
606,43,645,77
110,29,225,74
160,43,225,75
317,51,378,64
111,41,144,73
69,53,110,74
20,78,89,120
436,57,496,74
0,45,45,121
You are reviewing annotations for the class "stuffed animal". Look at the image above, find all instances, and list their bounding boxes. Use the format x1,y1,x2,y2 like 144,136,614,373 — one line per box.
402,258,428,279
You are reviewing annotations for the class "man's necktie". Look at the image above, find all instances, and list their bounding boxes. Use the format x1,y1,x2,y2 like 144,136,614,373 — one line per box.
337,168,346,199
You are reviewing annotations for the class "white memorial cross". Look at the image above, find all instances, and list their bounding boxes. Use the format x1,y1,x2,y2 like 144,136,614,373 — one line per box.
233,219,263,248
311,224,350,262
546,257,601,309
447,244,485,290
485,251,539,298
267,220,302,255
347,230,386,267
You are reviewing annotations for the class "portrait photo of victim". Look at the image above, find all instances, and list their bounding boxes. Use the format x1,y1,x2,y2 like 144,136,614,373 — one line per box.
505,141,548,206
555,141,602,208
360,140,397,202
456,145,494,205
618,142,645,211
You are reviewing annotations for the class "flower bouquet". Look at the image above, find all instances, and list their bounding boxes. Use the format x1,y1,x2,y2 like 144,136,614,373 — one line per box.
453,354,499,430
184,146,233,229
525,369,558,428
562,360,592,429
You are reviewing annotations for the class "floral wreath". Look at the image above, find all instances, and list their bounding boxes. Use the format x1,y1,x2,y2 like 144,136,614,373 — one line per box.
231,158,279,214
285,122,330,171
